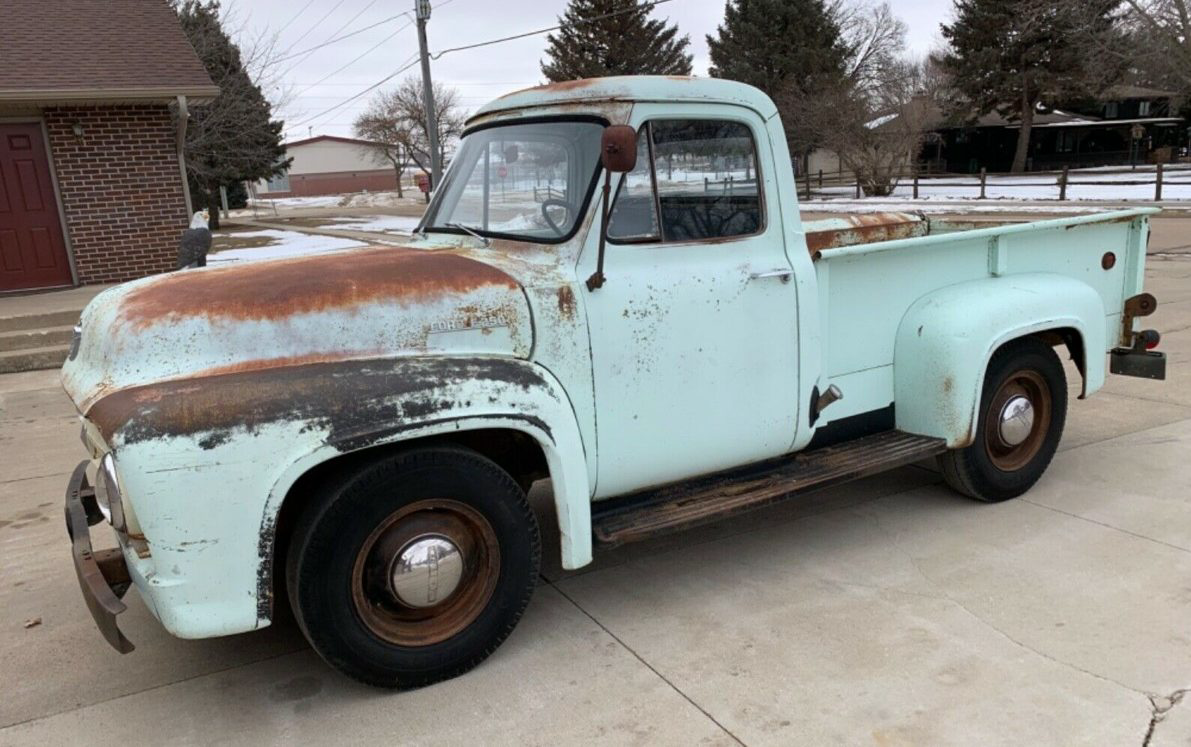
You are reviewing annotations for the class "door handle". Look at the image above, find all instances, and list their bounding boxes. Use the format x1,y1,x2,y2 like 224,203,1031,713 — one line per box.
749,268,792,283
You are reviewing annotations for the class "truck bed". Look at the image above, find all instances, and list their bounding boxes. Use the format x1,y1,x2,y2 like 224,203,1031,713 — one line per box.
807,208,1156,424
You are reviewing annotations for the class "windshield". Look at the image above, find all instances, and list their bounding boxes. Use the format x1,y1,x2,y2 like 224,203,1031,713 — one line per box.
421,119,605,243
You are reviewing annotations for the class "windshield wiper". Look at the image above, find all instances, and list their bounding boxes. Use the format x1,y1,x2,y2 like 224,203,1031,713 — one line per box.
447,222,491,247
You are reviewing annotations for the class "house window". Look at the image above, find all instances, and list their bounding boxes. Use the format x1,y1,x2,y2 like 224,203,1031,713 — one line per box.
1105,102,1120,118
267,172,291,192
1140,101,1152,116
607,120,763,243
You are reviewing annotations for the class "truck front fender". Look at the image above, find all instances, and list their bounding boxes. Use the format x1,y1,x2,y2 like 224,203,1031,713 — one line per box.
87,356,593,636
894,274,1106,447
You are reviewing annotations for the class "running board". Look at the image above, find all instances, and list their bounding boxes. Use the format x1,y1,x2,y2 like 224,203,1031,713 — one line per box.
592,430,947,547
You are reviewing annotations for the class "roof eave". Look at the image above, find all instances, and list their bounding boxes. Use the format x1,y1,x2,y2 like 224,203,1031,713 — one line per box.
0,85,220,106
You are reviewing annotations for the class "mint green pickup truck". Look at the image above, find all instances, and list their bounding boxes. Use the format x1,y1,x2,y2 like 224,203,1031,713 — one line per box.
61,76,1165,688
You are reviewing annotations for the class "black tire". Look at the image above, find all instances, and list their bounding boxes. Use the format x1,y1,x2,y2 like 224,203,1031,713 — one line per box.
286,447,541,688
938,337,1067,502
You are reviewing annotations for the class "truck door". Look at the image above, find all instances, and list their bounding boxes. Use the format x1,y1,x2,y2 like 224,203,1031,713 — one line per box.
583,113,800,498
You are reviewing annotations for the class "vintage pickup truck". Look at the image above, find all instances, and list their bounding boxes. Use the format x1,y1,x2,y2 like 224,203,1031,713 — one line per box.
62,76,1166,687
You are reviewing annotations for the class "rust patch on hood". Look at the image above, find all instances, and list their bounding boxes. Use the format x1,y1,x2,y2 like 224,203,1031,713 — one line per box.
118,247,518,328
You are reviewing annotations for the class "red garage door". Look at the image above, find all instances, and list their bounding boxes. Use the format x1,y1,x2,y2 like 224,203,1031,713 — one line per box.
0,123,72,291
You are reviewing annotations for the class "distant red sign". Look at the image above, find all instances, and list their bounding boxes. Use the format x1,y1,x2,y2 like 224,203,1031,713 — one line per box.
497,166,508,179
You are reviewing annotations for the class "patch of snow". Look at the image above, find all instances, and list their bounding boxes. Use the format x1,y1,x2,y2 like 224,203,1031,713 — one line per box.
805,200,1106,215
865,113,899,129
809,165,1191,203
340,191,424,208
250,195,343,208
208,229,367,264
325,215,423,234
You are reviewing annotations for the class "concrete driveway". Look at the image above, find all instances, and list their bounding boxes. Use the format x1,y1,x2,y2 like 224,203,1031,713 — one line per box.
1,252,1190,745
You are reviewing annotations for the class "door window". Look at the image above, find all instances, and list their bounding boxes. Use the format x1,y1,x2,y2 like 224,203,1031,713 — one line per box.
607,119,763,243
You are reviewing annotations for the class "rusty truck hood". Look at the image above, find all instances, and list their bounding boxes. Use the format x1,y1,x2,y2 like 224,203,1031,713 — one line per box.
61,245,534,415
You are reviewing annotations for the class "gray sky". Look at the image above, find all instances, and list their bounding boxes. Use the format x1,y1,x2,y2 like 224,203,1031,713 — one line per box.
226,0,952,141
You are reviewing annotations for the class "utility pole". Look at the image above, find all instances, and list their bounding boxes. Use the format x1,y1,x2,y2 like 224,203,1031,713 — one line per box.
415,0,441,191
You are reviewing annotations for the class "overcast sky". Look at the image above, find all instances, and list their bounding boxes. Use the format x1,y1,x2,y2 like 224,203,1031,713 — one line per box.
225,0,953,141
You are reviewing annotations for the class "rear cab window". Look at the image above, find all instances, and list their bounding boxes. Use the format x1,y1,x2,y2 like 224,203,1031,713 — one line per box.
607,119,764,243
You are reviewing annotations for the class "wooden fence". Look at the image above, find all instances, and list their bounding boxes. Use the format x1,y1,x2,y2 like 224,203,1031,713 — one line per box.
798,164,1191,202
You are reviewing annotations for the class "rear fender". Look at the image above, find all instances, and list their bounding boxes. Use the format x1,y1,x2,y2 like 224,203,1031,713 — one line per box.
894,274,1105,447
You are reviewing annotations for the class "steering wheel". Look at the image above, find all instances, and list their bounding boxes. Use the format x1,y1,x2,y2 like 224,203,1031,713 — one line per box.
540,198,574,236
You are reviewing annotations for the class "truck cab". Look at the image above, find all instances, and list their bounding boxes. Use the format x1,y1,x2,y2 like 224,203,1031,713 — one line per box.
61,77,1165,688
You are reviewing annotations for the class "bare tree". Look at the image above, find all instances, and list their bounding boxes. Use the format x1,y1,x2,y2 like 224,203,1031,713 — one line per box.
832,0,908,97
354,93,416,198
778,0,924,195
353,78,466,199
390,77,466,180
1118,0,1191,93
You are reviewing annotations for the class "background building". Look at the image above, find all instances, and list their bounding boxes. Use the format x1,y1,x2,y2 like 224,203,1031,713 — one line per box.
252,135,403,198
0,0,217,292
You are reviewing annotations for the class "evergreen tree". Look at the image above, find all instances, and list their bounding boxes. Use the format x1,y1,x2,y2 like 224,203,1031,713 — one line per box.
175,1,289,227
940,0,1121,172
706,0,849,156
541,0,693,81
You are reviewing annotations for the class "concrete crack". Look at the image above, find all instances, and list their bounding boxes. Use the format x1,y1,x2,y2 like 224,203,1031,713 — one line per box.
547,580,747,746
1143,688,1188,747
1023,499,1191,555
860,506,1146,697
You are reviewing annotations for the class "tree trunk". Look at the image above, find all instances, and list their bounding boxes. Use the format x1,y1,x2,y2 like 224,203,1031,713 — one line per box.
1011,101,1035,173
207,183,221,230
393,164,404,198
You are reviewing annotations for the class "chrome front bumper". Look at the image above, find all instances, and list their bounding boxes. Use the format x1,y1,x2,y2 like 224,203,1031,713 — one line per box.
64,460,135,653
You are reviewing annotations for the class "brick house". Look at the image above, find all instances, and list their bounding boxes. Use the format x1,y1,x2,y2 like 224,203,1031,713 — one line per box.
0,0,218,293
252,135,403,199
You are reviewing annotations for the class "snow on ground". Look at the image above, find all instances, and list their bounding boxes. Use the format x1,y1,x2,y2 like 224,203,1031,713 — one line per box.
245,192,427,211
340,192,426,208
208,230,367,264
810,165,1191,203
803,201,1109,215
248,195,344,209
321,215,422,234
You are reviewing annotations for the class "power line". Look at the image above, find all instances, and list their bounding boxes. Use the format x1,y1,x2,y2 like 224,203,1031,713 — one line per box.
281,0,352,58
430,0,678,60
274,0,382,78
286,53,421,132
276,0,318,34
292,18,415,97
282,0,662,137
272,11,407,64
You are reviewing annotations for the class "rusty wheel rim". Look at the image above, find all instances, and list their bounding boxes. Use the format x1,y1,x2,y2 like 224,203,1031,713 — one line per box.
984,369,1051,472
351,499,500,647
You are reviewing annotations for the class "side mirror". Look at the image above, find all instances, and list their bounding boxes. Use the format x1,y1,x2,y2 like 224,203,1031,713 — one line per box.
587,125,637,292
503,144,519,164
601,125,637,172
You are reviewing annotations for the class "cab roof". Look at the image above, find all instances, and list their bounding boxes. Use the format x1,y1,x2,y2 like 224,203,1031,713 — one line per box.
469,76,779,123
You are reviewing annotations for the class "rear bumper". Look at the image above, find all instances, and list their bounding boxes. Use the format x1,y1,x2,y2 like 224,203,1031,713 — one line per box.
64,460,135,653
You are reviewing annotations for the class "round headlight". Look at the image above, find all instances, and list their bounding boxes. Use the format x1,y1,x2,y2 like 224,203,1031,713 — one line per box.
95,454,126,532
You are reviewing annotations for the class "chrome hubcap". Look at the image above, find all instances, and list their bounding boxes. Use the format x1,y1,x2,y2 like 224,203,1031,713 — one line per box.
389,535,464,608
998,395,1035,447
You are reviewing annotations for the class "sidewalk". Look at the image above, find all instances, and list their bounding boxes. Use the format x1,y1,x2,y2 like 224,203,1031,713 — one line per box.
0,284,113,323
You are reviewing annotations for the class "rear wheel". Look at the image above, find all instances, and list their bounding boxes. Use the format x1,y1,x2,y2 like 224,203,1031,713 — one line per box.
939,338,1067,502
287,447,540,688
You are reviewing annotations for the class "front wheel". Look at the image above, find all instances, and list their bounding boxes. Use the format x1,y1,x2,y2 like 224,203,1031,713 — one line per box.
286,447,541,688
938,337,1067,502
